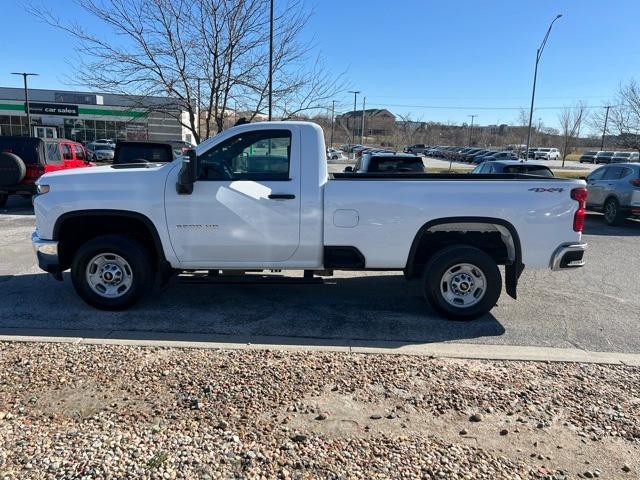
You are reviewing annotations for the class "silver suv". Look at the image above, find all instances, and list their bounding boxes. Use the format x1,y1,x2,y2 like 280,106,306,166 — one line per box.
586,163,640,225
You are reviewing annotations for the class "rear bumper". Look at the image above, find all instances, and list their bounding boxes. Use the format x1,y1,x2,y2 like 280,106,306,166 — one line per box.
550,242,587,271
31,231,63,280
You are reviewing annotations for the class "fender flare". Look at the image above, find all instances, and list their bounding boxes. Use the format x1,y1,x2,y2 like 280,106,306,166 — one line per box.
405,216,524,299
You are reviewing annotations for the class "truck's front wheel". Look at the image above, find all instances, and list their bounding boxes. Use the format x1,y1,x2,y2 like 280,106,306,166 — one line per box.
71,235,152,310
423,245,501,321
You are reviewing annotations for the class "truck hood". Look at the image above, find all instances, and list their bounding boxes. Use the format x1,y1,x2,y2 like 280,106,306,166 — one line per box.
38,162,174,183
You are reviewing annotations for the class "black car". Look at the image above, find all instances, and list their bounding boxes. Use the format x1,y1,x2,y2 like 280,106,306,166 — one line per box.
594,151,615,164
471,160,554,177
403,144,427,155
578,151,598,163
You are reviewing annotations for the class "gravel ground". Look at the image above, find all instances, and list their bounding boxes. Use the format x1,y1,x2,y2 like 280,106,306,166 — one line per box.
0,343,638,479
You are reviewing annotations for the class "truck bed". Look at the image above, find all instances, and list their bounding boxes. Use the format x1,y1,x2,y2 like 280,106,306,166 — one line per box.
330,172,570,180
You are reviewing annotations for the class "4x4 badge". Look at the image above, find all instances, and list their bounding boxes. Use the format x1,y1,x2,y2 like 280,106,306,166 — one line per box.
528,187,565,193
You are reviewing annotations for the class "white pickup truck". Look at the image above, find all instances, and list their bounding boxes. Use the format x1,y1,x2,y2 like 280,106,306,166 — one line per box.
32,122,588,320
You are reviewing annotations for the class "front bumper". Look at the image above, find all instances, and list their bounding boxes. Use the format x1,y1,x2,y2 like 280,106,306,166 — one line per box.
550,242,587,271
31,231,63,280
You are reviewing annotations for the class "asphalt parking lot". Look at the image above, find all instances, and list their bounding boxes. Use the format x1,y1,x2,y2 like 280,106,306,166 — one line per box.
1,195,639,354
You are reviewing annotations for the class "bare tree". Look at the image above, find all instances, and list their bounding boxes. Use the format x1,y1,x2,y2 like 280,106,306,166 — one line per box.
29,0,344,143
605,80,640,154
557,101,588,166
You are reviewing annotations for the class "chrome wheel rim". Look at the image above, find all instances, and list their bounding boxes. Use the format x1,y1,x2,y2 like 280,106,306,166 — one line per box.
440,263,487,308
85,253,133,298
605,201,617,222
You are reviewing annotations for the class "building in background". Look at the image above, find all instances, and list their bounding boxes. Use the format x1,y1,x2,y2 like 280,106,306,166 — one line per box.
336,109,396,137
0,87,193,144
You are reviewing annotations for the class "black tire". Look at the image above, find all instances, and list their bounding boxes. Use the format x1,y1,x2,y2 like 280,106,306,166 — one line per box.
71,235,153,310
422,245,502,321
603,197,625,226
0,193,8,208
0,152,26,186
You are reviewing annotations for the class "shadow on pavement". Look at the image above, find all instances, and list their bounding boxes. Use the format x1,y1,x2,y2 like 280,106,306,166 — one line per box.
584,213,640,236
0,196,34,216
0,272,505,348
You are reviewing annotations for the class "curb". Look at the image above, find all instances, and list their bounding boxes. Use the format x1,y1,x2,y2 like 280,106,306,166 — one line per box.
0,330,638,366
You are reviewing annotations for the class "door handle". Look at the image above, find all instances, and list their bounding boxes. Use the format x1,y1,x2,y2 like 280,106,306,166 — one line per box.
268,193,295,200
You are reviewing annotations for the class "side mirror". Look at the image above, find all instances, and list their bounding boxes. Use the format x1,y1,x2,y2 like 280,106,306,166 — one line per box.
344,166,353,172
176,149,198,195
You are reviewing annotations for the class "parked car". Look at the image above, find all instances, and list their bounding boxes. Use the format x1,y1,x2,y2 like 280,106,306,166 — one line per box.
345,153,425,173
460,148,484,163
585,163,640,224
610,151,639,163
471,160,554,177
327,148,347,161
534,148,560,160
474,151,518,164
527,148,539,159
31,121,588,320
465,149,491,163
578,151,599,164
404,144,427,155
93,138,116,149
86,142,115,162
473,151,499,164
594,151,615,164
113,141,175,165
0,136,93,207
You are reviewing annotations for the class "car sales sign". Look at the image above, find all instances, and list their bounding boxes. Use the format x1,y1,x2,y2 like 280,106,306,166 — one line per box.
25,103,79,116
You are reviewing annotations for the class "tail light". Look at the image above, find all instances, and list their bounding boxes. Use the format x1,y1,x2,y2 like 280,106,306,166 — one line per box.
571,187,588,232
23,164,45,184
630,179,640,187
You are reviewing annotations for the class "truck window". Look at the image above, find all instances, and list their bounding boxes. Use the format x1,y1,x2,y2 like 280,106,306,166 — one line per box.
198,129,292,181
61,144,73,160
74,145,86,161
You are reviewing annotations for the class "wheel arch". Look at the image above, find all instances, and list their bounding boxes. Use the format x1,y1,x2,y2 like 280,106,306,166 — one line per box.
405,217,524,299
53,209,168,271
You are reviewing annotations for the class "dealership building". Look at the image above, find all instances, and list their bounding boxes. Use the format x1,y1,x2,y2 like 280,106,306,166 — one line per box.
0,87,193,144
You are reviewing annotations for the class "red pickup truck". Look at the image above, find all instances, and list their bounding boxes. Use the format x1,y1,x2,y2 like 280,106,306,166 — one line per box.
0,137,94,207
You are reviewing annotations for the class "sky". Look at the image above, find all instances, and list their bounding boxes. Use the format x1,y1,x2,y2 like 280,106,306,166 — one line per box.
1,0,639,130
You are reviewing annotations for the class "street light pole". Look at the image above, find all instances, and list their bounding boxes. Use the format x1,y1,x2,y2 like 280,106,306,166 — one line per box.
600,105,611,151
330,100,336,148
468,114,477,145
525,14,562,162
11,72,38,137
268,0,274,121
348,90,360,148
360,97,366,145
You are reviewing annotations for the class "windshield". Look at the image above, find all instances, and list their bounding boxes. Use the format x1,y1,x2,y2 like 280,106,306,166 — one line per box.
614,152,631,157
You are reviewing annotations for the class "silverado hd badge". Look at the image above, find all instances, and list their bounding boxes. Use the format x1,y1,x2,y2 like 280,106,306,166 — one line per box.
176,224,219,229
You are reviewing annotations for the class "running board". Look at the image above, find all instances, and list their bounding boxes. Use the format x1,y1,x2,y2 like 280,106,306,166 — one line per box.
178,270,324,285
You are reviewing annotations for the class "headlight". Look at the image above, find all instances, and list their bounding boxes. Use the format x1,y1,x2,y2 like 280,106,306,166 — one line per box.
37,184,50,194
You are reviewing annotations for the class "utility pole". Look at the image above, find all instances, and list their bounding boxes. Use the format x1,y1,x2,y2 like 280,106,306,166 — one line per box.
468,114,477,145
11,72,38,137
330,100,336,148
348,90,360,148
600,105,611,151
360,97,366,145
197,78,201,140
525,14,562,162
268,0,274,121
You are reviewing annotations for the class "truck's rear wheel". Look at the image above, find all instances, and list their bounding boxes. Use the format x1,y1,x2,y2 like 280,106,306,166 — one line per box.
71,235,152,310
422,245,501,321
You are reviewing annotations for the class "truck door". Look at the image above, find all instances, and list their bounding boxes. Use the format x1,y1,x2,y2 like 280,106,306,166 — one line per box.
164,127,301,265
